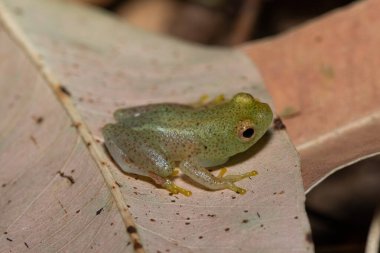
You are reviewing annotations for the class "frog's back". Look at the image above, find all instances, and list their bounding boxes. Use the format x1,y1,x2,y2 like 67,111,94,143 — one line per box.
117,103,198,127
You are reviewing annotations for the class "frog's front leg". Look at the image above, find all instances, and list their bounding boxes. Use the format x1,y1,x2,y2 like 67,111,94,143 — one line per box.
180,161,256,194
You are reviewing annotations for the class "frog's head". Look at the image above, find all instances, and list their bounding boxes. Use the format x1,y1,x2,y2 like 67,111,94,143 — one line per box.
220,93,273,155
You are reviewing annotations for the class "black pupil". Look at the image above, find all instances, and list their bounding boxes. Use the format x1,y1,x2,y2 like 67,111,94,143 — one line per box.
242,128,254,138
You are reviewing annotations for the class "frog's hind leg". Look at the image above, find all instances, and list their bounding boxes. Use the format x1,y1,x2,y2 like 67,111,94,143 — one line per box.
102,124,150,177
103,124,192,196
148,172,192,197
180,161,257,194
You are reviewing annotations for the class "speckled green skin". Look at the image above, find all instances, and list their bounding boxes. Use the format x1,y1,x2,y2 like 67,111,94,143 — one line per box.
102,93,273,192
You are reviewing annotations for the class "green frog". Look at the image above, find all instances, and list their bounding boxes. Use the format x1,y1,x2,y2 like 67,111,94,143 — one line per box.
102,93,273,196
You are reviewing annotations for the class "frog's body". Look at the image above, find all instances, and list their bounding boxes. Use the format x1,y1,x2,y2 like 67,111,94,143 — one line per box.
102,93,273,196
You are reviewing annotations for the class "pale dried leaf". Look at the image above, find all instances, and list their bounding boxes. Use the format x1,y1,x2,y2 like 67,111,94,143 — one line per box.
0,27,132,252
243,0,380,191
365,207,380,253
0,0,312,252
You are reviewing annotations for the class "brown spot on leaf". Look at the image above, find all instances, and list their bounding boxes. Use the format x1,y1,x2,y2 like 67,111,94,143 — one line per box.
32,116,44,124
133,240,142,250
315,35,323,43
30,135,38,146
57,171,75,184
58,200,68,214
59,85,71,97
224,228,230,232
306,232,313,243
24,242,29,248
242,219,249,223
96,207,103,215
6,238,13,242
127,226,137,234
273,117,286,130
71,122,81,128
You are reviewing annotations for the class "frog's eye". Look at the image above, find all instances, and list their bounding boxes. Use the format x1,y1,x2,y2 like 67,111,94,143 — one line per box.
237,120,255,142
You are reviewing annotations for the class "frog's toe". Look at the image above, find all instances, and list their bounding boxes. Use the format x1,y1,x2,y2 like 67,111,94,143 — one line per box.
226,182,247,195
163,179,192,197
171,168,180,177
211,94,225,105
197,94,210,106
217,168,258,182
221,169,258,182
218,168,258,194
217,167,228,178
195,94,225,107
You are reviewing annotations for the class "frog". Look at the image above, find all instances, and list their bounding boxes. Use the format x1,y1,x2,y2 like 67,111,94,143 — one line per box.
102,93,273,196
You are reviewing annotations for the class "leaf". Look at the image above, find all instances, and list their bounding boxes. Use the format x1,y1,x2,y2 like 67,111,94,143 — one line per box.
366,206,380,253
0,0,312,252
0,23,132,252
243,0,380,192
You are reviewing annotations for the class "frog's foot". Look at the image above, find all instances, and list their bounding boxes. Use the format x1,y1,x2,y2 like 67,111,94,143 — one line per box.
171,168,180,177
217,168,258,195
197,94,210,106
209,94,225,105
195,94,225,107
217,167,228,178
163,179,192,197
